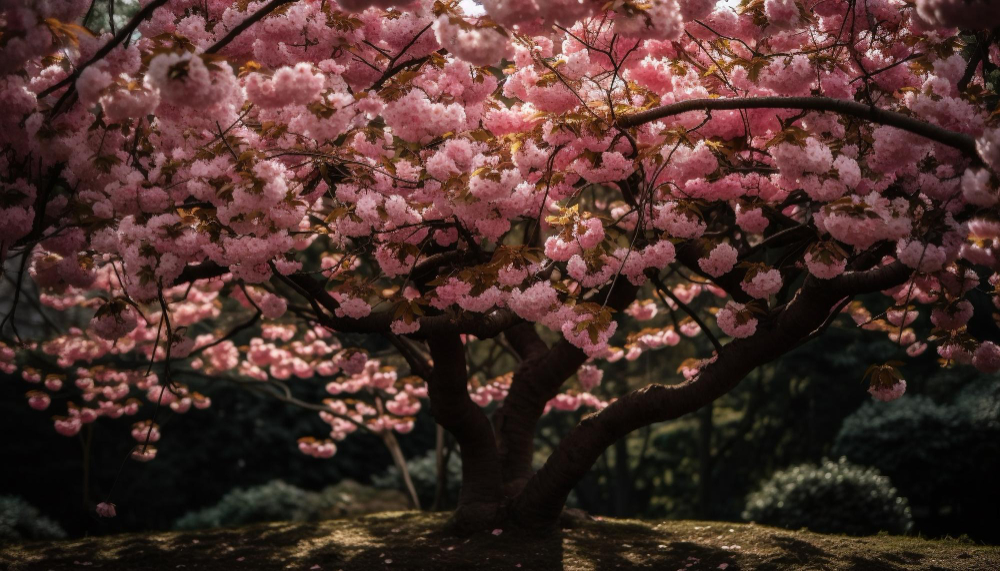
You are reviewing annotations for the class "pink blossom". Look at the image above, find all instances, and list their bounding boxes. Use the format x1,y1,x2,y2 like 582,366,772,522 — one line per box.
716,302,758,339
896,240,949,273
339,351,368,375
433,17,508,67
54,417,82,437
561,316,618,357
576,152,633,184
626,300,658,321
245,63,325,109
886,307,918,328
382,90,466,143
144,52,235,108
544,235,581,262
805,251,847,280
3,0,1000,518
131,447,157,462
734,205,769,234
170,336,196,358
973,342,1000,374
390,319,421,335
27,391,50,410
131,421,161,443
742,268,782,299
930,300,973,330
962,168,998,207
680,320,702,337
96,502,117,518
939,343,974,365
337,298,372,320
549,393,581,411
699,243,738,278
76,66,112,106
90,303,140,341
299,438,337,459
577,365,603,391
869,380,906,402
765,0,800,30
576,218,605,250
258,293,288,319
654,204,707,239
509,282,557,321
640,240,677,272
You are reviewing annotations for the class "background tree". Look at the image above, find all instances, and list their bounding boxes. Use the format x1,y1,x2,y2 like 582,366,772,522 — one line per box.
1,0,999,533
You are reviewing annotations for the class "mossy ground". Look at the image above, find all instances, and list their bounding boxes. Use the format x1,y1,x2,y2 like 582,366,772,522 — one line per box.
2,511,997,570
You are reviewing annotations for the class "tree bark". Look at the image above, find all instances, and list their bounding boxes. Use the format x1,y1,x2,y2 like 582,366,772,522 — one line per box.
433,425,447,511
493,336,588,494
618,96,978,158
510,262,912,528
426,333,504,530
493,283,638,495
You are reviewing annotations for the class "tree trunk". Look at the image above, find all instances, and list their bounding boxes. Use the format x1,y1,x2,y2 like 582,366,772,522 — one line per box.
493,336,589,494
432,425,446,511
493,284,638,496
426,334,504,531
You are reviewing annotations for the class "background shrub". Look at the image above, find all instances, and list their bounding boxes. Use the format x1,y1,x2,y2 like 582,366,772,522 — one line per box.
174,479,411,530
372,450,462,509
833,393,1000,539
174,480,319,530
742,457,913,536
0,496,67,543
372,449,462,509
313,480,410,519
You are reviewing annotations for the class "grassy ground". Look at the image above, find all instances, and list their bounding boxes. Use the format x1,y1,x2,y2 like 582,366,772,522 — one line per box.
2,511,998,570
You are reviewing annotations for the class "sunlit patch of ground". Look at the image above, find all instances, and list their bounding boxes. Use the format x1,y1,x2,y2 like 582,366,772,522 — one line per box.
2,512,998,570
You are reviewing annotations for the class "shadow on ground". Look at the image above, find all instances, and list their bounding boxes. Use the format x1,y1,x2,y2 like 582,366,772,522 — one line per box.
1,512,997,570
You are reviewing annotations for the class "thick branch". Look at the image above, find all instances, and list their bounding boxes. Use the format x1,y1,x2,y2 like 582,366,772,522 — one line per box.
958,31,995,92
369,54,434,92
512,262,911,526
826,260,910,296
385,333,432,379
174,261,228,285
38,0,171,101
493,338,587,491
502,323,549,362
493,281,638,492
204,0,296,55
618,97,979,158
426,334,503,516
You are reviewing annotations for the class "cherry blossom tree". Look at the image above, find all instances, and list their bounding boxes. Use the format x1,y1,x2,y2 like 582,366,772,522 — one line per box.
1,0,999,532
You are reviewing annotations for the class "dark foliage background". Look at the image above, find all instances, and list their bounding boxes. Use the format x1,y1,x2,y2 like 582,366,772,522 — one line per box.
0,371,437,537
4,317,998,542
